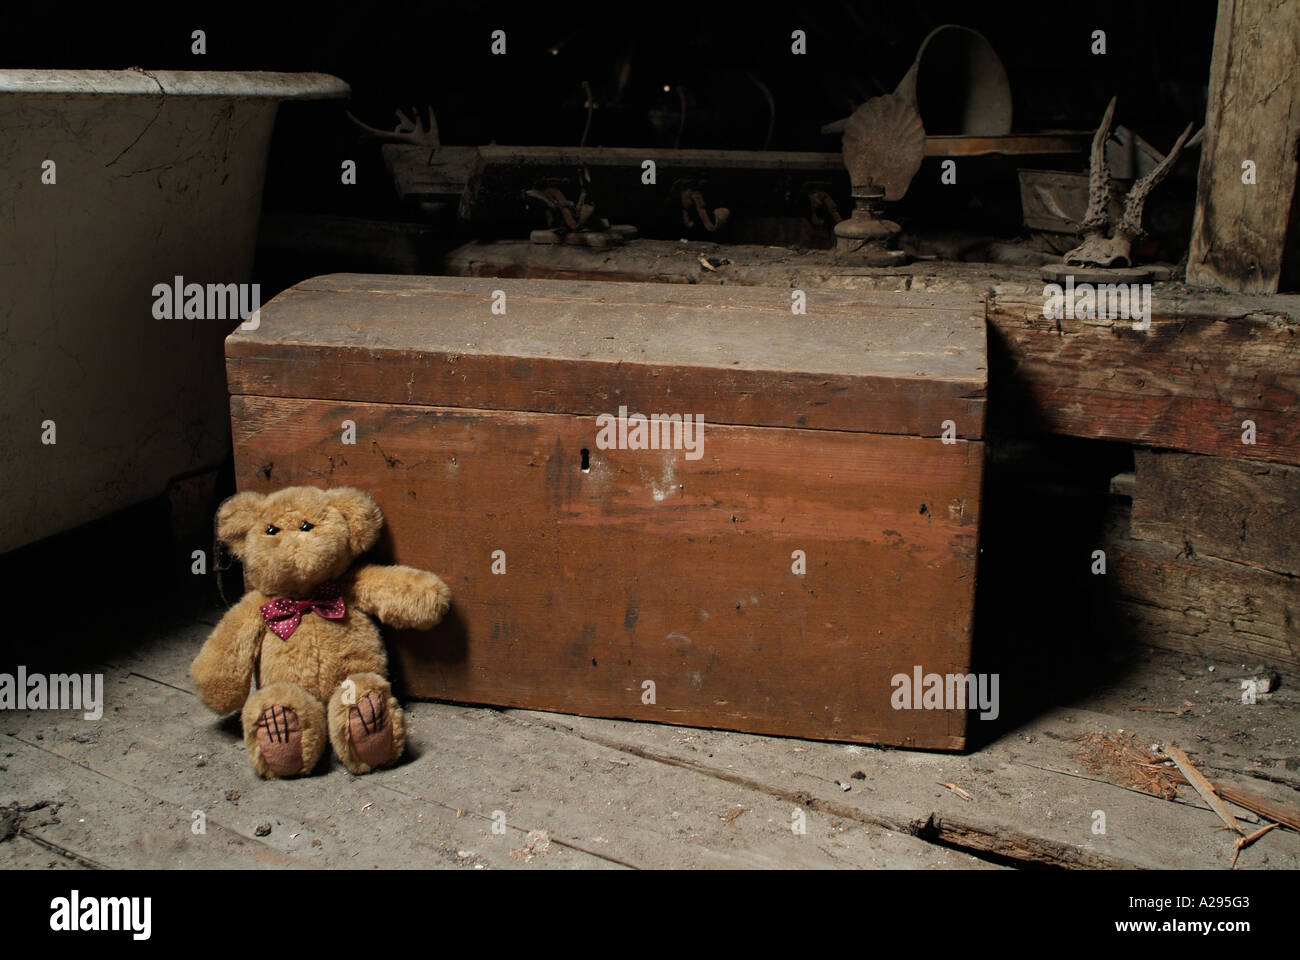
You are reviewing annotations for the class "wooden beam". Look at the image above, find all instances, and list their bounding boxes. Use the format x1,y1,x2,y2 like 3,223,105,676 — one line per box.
1186,0,1300,293
381,137,1086,206
441,240,1300,465
1104,536,1300,672
1131,450,1300,576
987,296,1300,466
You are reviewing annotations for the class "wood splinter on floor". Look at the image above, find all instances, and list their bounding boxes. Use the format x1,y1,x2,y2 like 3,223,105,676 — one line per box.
721,805,749,823
937,782,972,801
1164,744,1244,836
1230,822,1280,869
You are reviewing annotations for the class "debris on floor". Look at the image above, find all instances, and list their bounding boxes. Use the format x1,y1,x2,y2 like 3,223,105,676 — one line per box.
1074,731,1179,800
937,782,972,801
720,805,748,823
1074,729,1300,867
1231,822,1280,869
1164,744,1245,835
510,829,551,862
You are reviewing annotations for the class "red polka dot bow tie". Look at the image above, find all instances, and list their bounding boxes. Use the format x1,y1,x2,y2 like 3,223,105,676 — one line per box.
259,581,346,640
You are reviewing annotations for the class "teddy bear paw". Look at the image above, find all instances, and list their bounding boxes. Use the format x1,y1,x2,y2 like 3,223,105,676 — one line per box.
255,704,305,777
348,690,394,769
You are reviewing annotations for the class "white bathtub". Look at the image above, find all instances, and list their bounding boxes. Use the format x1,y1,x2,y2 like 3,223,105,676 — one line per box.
0,70,348,552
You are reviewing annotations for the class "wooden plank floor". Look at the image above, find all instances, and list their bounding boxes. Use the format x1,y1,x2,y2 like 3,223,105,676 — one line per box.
3,610,1298,869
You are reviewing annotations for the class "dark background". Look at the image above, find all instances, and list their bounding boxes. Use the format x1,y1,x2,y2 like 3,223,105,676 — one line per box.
2,1,1217,226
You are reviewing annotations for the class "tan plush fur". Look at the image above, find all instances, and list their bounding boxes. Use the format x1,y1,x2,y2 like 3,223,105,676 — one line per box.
191,486,450,778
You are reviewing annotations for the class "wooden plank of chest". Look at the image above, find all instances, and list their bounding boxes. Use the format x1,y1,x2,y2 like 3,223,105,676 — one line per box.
226,274,987,440
231,395,981,749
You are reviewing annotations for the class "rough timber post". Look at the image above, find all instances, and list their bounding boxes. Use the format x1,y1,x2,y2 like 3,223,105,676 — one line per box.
1186,0,1300,293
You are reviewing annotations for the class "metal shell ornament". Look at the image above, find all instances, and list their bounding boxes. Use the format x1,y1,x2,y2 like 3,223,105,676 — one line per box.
841,95,926,201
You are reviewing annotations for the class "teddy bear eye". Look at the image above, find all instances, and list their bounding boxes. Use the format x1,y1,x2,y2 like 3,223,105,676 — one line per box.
299,521,314,532
265,525,279,536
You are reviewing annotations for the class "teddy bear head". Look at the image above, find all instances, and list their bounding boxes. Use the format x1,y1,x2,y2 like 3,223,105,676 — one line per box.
216,486,383,597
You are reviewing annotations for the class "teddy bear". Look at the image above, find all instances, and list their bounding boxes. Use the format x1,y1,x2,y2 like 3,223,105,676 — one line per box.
190,485,450,779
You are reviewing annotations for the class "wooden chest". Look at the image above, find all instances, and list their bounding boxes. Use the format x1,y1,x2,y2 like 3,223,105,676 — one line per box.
226,274,986,749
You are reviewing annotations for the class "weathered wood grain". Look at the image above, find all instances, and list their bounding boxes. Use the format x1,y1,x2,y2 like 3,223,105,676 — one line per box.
533,702,1300,870
1131,450,1300,576
988,297,1300,466
439,241,1300,465
227,273,987,440
1105,536,1299,672
229,395,982,749
0,637,999,870
90,637,999,869
2,734,306,869
1186,0,1300,293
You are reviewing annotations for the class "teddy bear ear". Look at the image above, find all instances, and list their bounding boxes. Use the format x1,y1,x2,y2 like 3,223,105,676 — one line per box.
324,487,384,554
214,491,267,558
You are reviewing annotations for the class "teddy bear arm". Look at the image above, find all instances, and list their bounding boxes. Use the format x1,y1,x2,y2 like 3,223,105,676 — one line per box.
191,597,265,715
346,564,451,631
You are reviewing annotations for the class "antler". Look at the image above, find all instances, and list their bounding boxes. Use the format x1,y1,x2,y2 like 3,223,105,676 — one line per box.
1117,122,1201,239
345,105,440,147
1078,96,1117,236
1064,97,1203,270
1064,97,1128,267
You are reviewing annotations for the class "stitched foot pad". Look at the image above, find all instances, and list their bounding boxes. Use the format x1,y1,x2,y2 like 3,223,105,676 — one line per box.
348,691,393,769
255,705,304,777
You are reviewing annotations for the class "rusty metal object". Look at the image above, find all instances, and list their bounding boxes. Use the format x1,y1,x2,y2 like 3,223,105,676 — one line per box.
678,185,731,232
833,191,907,266
835,96,925,265
523,185,592,232
841,95,926,202
807,188,842,227
523,179,636,249
1063,97,1202,269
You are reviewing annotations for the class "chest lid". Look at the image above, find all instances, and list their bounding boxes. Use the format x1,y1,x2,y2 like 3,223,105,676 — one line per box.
226,273,986,438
